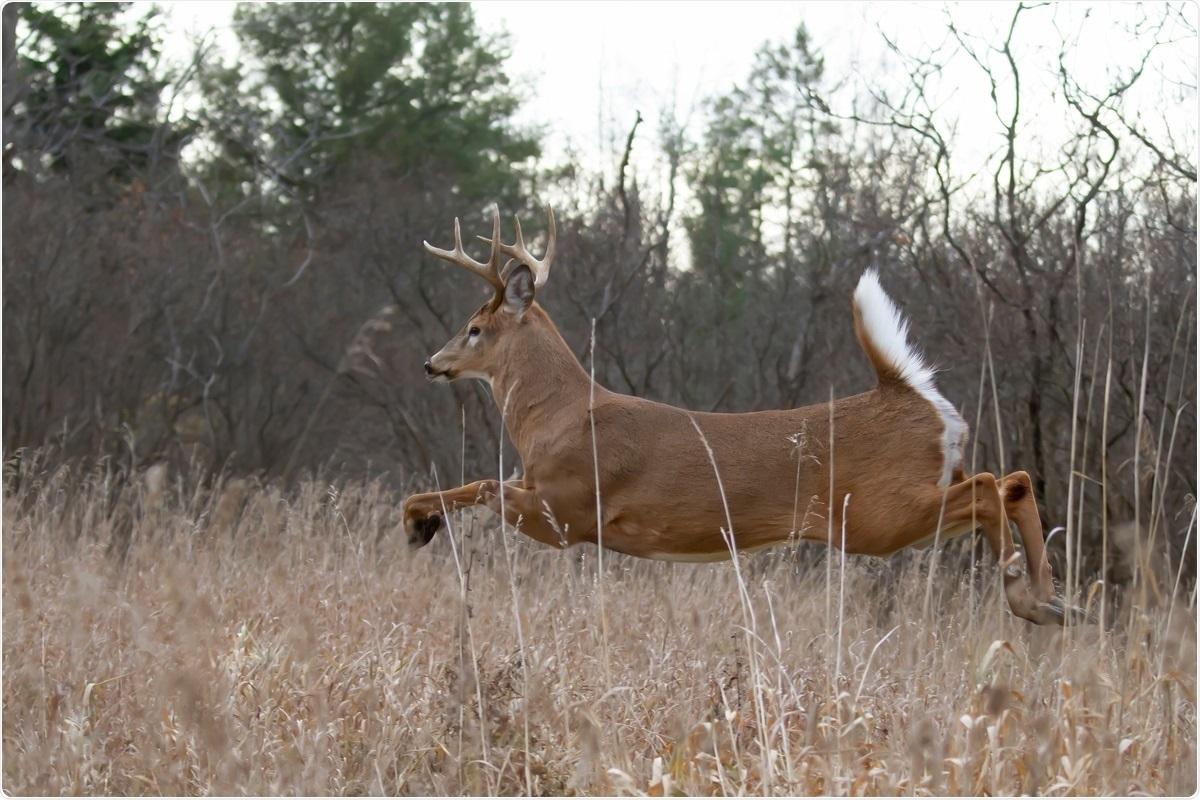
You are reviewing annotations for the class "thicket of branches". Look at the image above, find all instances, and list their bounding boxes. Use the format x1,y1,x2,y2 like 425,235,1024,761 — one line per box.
4,3,1195,579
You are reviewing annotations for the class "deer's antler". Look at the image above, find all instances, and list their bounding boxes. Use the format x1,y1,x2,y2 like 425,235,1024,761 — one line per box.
423,208,506,294
487,207,556,288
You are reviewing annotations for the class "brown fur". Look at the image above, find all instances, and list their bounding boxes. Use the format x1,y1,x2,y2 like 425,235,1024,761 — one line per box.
405,264,1072,625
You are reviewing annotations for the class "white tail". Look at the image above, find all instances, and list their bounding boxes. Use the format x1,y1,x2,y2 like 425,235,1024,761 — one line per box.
853,268,933,386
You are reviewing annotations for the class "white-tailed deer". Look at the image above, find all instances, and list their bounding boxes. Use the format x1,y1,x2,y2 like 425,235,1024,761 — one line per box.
404,208,1075,625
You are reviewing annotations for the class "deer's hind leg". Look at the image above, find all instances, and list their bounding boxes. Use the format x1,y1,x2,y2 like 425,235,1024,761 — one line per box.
999,470,1055,603
937,472,1066,626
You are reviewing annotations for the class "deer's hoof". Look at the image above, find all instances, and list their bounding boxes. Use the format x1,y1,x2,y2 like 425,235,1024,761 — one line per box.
406,511,443,549
1031,597,1092,627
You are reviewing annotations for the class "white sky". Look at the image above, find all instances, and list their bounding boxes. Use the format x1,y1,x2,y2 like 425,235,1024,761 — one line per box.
165,1,1195,215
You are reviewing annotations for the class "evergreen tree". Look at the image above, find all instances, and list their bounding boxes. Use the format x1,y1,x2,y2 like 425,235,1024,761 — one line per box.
685,24,833,287
12,2,172,181
202,3,539,203
674,25,844,411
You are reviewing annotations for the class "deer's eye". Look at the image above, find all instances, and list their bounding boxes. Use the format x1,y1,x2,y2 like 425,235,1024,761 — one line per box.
468,326,481,337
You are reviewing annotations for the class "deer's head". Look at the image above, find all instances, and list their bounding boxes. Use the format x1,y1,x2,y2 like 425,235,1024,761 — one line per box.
421,208,556,384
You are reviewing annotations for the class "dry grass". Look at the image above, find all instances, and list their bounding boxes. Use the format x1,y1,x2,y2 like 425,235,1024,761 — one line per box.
3,453,1195,796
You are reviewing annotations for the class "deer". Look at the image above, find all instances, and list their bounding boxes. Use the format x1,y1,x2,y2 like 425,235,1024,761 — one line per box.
402,208,1076,625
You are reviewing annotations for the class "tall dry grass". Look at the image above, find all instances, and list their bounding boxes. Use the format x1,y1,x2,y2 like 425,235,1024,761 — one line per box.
2,450,1194,796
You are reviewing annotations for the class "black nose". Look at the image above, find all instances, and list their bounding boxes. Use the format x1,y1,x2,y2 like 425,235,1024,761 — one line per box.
424,360,434,376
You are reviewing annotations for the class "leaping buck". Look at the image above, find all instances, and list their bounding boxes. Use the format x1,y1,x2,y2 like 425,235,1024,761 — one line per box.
403,208,1074,625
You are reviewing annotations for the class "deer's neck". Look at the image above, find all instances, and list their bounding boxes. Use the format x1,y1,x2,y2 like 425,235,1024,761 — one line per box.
489,308,594,457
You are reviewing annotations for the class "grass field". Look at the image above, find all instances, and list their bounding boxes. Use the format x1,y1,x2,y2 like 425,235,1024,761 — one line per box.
3,456,1195,796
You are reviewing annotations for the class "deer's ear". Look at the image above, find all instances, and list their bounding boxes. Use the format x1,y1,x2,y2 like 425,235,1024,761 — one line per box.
501,263,535,317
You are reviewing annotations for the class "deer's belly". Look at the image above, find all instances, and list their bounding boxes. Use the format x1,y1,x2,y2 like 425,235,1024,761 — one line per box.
642,541,779,562
599,521,781,562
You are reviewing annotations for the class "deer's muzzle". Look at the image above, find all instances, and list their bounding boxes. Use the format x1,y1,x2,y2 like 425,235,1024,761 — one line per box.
424,359,451,382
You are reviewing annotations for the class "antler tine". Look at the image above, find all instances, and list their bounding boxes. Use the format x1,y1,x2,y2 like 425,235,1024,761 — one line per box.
494,206,556,288
422,209,506,292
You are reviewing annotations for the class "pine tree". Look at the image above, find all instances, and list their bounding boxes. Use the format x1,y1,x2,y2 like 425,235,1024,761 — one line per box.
200,3,538,204
12,2,171,181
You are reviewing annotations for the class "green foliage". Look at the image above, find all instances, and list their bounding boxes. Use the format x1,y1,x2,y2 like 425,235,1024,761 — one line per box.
15,2,169,178
685,25,834,289
218,2,539,201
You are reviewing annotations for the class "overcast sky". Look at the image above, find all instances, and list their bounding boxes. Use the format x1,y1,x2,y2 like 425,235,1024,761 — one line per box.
167,2,1195,207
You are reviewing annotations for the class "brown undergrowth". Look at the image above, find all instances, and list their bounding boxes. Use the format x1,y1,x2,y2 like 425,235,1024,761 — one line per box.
2,454,1195,795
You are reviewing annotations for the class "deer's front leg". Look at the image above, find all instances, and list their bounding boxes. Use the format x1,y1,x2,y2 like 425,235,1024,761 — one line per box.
404,480,569,550
479,483,569,549
403,480,501,548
